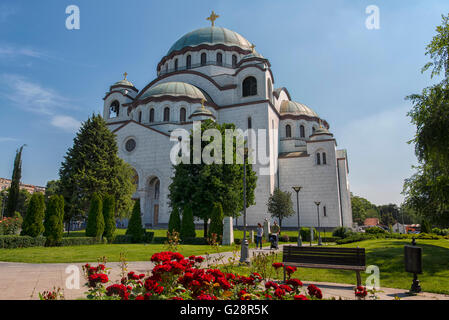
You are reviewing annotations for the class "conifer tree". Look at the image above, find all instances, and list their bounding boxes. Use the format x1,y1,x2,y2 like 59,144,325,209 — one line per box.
85,193,104,238
5,145,25,217
21,193,45,237
126,199,144,243
168,206,181,234
103,194,116,243
44,195,65,246
208,202,224,240
180,205,196,240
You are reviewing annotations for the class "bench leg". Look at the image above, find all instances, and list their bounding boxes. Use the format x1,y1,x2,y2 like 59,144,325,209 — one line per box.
356,271,362,287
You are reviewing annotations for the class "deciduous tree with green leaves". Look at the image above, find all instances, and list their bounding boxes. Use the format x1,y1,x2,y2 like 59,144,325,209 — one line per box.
267,188,295,230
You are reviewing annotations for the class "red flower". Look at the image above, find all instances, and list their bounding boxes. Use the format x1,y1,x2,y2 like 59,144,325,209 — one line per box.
307,284,323,299
286,278,303,288
197,294,217,300
272,262,284,269
274,288,286,299
294,294,309,300
285,266,297,275
279,284,294,293
265,281,279,290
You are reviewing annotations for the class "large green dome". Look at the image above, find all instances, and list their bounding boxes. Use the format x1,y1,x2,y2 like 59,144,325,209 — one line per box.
280,101,319,118
140,82,207,100
167,27,253,55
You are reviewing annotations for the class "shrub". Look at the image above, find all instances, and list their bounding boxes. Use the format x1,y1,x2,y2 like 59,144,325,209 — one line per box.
44,195,65,246
86,193,104,238
168,206,181,234
332,227,352,239
322,236,342,243
21,193,45,237
0,212,23,235
365,226,386,234
180,205,196,240
336,234,375,245
102,194,116,243
208,202,224,241
421,219,432,234
280,234,290,242
0,235,46,249
144,231,155,243
300,227,317,242
60,237,104,246
126,199,144,243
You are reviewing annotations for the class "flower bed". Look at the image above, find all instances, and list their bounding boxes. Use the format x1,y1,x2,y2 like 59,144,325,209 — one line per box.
74,251,324,301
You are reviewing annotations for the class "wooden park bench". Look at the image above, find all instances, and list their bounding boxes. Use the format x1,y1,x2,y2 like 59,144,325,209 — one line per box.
282,246,366,286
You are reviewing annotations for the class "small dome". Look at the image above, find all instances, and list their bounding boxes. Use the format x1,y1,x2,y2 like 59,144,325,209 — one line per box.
113,79,135,87
140,82,207,100
280,101,319,118
168,27,253,55
241,51,264,60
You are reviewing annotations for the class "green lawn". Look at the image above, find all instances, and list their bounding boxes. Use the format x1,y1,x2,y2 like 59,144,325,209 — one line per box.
224,239,449,295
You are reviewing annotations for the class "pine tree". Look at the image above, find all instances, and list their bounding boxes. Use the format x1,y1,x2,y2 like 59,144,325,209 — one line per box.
44,195,65,246
168,206,181,233
126,199,144,243
5,145,25,217
59,114,135,231
21,193,45,237
103,194,116,243
85,193,104,238
180,205,196,240
208,202,224,240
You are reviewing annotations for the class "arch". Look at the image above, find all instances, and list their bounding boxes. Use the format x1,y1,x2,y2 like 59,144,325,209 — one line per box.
242,76,257,97
201,52,207,66
174,58,178,71
232,55,238,68
300,125,305,138
147,176,161,226
286,124,292,138
109,100,120,118
149,108,155,123
323,206,327,217
216,52,223,66
322,152,327,165
180,107,186,122
247,117,252,129
186,55,192,69
163,107,170,122
316,152,321,165
138,111,142,123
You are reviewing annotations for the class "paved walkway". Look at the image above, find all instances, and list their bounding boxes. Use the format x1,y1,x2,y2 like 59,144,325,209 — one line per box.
0,245,448,300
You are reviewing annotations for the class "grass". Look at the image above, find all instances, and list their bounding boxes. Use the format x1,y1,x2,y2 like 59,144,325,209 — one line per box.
224,239,449,295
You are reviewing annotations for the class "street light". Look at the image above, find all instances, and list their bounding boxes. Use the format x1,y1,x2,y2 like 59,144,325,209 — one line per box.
292,186,302,247
240,146,250,264
314,202,322,246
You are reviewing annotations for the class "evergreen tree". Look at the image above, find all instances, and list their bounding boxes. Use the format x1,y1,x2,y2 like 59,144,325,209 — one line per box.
267,188,295,230
168,206,181,233
208,202,224,240
44,195,65,246
21,193,45,237
85,193,104,238
126,199,144,243
103,194,116,243
421,218,432,234
5,145,25,217
180,205,196,240
59,114,135,231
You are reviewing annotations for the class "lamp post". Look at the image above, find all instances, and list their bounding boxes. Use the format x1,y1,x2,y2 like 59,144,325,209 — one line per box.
240,146,250,264
292,186,302,247
314,202,322,246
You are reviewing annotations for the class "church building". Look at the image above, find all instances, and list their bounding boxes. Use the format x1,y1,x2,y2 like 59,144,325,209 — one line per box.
103,12,353,229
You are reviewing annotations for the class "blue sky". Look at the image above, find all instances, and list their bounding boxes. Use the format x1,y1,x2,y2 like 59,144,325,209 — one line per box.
0,0,448,205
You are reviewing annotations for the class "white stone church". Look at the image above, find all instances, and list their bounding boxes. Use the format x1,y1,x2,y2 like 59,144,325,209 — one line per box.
103,13,353,229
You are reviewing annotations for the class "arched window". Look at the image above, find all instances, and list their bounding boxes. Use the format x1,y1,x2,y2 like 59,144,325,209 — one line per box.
267,80,273,103
180,108,186,122
164,107,170,122
201,53,207,66
174,59,178,71
248,117,252,129
322,152,327,165
232,55,238,68
165,64,168,73
316,153,321,165
312,127,316,134
242,76,257,97
300,125,305,138
109,100,120,118
154,180,160,200
323,206,327,217
186,55,191,69
149,108,155,123
286,125,292,138
216,53,223,66
138,111,142,123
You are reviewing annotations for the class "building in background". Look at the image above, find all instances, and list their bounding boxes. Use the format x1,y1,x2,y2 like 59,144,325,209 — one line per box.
0,178,46,194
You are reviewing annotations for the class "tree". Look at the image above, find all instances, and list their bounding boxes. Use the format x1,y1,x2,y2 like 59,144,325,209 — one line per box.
267,188,295,230
180,205,196,240
21,193,45,237
351,194,378,224
126,199,144,243
208,202,224,240
44,195,65,246
404,14,449,227
59,114,135,232
45,180,61,202
168,206,181,234
85,193,104,238
5,145,25,217
103,194,116,243
169,120,257,237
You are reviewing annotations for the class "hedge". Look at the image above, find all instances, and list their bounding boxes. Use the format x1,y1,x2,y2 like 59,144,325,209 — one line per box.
0,235,46,249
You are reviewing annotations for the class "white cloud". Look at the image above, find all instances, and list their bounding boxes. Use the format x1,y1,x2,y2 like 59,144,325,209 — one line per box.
0,45,45,59
50,115,81,133
336,106,418,205
0,137,18,142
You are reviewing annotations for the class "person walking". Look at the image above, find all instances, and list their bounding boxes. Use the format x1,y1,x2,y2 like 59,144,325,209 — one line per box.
256,223,263,249
270,221,280,249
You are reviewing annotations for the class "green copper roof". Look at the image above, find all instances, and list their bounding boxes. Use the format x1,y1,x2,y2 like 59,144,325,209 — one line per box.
280,101,319,118
113,79,135,87
140,82,207,100
168,27,253,55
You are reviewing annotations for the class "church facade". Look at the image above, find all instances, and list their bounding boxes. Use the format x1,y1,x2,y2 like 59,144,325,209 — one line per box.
103,14,353,229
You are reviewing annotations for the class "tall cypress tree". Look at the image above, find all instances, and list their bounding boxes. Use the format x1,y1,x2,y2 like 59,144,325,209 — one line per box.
44,195,65,246
5,145,25,217
126,199,144,243
208,202,224,240
180,205,196,240
21,193,45,237
168,206,181,233
103,194,116,243
85,193,104,238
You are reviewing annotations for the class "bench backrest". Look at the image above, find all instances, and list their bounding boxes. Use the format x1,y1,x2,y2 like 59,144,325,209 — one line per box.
282,246,366,267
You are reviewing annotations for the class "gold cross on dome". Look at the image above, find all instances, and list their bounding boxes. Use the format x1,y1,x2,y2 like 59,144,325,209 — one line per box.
250,44,256,53
123,72,128,80
207,11,219,27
